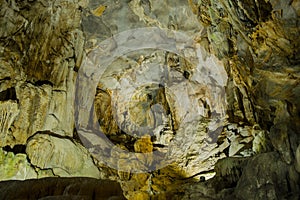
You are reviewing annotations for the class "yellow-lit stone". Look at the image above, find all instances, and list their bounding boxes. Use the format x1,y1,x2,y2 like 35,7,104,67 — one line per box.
92,5,107,17
134,135,153,153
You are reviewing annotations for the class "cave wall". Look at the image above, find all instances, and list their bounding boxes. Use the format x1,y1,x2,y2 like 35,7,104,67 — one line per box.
183,0,300,199
189,0,300,159
0,0,299,199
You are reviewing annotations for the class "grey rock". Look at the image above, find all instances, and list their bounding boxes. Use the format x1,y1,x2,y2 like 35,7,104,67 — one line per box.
26,133,100,178
234,152,299,200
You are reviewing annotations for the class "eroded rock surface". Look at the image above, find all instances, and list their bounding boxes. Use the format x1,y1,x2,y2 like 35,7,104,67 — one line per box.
0,148,37,181
0,0,299,199
0,0,86,146
26,133,100,178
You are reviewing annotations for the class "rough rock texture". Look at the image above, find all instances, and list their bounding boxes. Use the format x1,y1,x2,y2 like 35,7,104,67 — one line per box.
0,100,19,146
26,133,100,178
0,148,37,181
0,0,299,199
0,177,125,200
233,152,298,200
0,0,86,146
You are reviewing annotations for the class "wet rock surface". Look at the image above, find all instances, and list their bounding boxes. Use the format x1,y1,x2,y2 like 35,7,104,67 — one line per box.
0,0,299,199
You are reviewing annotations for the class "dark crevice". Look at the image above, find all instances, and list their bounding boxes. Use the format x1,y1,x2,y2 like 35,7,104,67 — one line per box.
223,146,230,157
73,128,84,145
0,77,11,81
106,130,137,152
3,144,26,154
286,173,292,194
257,0,272,22
52,88,67,92
25,154,56,176
285,100,295,117
26,130,79,146
153,143,166,148
0,87,17,101
183,70,190,79
34,80,54,87
249,97,257,123
235,87,248,123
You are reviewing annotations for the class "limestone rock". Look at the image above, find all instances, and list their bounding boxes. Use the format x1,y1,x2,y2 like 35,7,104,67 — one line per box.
13,83,52,143
270,122,293,164
214,157,247,185
238,126,252,137
1,81,78,146
252,130,269,154
26,133,100,178
94,89,119,134
296,145,300,173
0,101,19,147
0,59,23,96
120,173,151,199
0,0,299,199
0,0,87,147
0,149,37,181
229,141,244,157
176,152,300,200
77,32,228,180
234,152,299,200
134,135,153,153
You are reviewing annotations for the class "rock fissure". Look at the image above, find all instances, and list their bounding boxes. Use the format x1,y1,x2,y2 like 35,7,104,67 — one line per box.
0,0,299,199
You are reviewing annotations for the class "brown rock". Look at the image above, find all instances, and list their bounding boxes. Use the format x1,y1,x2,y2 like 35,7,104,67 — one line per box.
0,177,125,200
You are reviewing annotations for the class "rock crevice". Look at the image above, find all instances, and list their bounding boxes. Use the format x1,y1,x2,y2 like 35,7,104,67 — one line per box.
0,0,299,199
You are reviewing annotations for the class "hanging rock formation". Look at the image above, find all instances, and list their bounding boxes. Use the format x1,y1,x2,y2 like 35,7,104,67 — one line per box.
0,0,299,199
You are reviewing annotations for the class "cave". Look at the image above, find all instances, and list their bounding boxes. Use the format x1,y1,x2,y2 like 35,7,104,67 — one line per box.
0,0,299,199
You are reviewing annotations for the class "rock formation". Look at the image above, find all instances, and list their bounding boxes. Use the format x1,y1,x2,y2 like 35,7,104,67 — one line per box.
0,177,125,200
0,0,299,199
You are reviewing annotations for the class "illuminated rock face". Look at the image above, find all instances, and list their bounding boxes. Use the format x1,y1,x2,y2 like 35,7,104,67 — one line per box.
0,0,299,199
